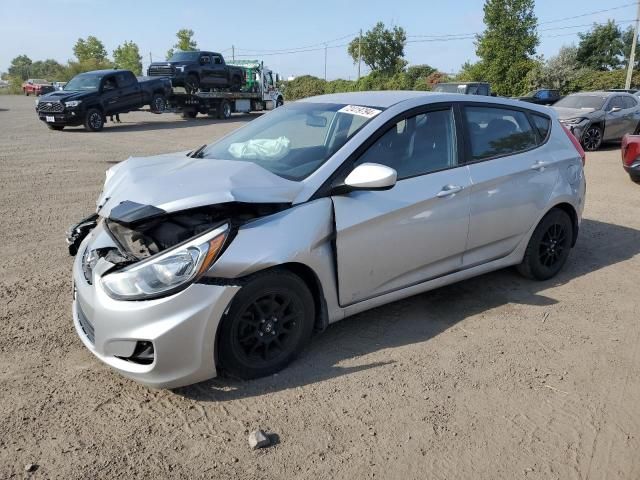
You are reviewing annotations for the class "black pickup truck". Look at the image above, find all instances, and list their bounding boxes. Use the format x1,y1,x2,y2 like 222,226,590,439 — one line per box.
147,51,245,93
35,69,172,131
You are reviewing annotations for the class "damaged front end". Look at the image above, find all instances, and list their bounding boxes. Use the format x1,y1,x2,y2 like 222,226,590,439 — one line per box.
68,199,289,299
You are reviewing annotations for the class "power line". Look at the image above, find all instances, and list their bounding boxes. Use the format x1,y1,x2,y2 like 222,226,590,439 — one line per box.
235,32,358,55
539,2,636,25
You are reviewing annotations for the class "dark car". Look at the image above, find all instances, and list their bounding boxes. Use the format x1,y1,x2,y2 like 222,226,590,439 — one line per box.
517,89,562,106
35,70,172,132
433,82,491,96
553,91,640,151
147,51,245,93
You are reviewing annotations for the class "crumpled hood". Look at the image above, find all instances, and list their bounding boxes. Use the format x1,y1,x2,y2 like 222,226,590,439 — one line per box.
552,106,597,120
98,152,304,217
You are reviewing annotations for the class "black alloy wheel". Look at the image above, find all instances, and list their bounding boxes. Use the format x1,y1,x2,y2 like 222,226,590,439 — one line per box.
218,271,314,379
517,209,573,281
84,109,104,132
582,125,603,151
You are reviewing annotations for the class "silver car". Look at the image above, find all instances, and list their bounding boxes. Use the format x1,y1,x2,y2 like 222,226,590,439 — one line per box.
553,91,640,151
69,92,586,388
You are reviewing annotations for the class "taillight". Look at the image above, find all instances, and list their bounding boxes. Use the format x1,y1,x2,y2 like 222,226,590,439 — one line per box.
622,134,640,167
561,124,586,165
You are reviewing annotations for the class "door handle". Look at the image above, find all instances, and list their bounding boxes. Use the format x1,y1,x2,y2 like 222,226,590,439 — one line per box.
436,184,463,198
530,160,549,171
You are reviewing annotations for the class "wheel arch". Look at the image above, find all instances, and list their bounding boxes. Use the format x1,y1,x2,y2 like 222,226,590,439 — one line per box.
548,202,579,247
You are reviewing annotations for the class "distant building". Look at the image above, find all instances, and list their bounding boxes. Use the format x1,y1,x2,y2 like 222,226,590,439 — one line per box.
287,75,296,81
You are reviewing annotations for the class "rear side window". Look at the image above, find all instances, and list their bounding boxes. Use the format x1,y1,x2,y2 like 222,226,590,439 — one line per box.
116,72,135,87
464,106,538,161
532,114,551,140
623,96,638,109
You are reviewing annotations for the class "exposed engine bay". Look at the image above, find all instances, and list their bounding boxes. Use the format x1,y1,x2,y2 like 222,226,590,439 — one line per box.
67,200,290,267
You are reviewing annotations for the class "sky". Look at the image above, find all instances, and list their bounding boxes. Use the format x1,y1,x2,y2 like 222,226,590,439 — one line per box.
0,0,637,80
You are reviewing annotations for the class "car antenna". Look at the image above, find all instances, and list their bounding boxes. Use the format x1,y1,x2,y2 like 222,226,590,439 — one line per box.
189,144,207,158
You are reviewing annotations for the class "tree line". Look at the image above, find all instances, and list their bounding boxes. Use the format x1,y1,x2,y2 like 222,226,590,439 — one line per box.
285,0,640,100
2,29,199,94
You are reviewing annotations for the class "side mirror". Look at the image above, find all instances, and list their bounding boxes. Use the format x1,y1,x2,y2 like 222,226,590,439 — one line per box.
332,163,397,195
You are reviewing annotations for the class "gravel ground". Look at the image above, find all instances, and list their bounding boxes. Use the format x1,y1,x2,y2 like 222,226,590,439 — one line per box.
1,94,639,479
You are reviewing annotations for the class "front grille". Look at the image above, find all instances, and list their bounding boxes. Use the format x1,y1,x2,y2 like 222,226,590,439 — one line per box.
37,102,64,113
148,65,174,77
77,302,95,345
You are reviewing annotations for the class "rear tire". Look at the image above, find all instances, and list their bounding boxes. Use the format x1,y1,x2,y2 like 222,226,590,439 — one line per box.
83,108,104,132
218,100,231,120
47,125,64,131
24,89,29,96
276,97,284,108
150,93,166,113
217,270,315,379
517,209,573,281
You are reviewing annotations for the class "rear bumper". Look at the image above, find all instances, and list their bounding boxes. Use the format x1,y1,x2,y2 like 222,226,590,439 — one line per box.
623,161,640,178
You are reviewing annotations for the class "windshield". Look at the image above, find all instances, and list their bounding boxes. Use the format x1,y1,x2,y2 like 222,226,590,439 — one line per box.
169,51,200,62
554,95,606,110
202,102,381,180
64,74,103,91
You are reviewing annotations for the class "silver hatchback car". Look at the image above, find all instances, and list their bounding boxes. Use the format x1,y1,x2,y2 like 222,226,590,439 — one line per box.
69,91,586,388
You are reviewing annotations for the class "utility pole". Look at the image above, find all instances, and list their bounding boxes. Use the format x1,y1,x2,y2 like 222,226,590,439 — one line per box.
232,45,235,62
324,44,328,81
149,52,152,64
626,0,640,89
357,29,362,81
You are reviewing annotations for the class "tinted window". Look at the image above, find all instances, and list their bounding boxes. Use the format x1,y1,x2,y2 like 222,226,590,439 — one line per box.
464,106,537,160
213,55,222,65
103,76,117,90
355,108,457,179
537,90,550,99
200,55,211,64
623,96,638,109
607,96,626,111
532,114,551,140
116,72,135,87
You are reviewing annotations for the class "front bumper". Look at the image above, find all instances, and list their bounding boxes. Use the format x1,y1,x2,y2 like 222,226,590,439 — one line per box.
561,121,588,141
72,238,240,389
623,160,640,179
37,109,84,126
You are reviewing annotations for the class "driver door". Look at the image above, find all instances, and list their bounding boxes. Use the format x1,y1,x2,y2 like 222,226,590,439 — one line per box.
331,106,472,306
100,75,120,115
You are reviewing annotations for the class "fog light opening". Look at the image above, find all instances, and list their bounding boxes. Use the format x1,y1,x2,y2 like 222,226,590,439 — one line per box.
117,341,155,365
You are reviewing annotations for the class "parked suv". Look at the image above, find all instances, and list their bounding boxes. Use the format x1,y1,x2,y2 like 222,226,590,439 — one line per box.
68,92,585,388
553,91,640,151
148,51,245,93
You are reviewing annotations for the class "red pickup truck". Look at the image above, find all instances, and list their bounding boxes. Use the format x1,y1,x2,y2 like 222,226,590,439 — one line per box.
22,79,54,96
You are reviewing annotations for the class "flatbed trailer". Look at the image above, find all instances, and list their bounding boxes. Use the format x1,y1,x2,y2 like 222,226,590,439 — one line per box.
163,61,284,120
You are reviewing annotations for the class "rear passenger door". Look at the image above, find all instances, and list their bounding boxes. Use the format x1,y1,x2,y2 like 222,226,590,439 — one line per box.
462,105,559,267
332,105,472,305
115,72,140,112
210,55,226,87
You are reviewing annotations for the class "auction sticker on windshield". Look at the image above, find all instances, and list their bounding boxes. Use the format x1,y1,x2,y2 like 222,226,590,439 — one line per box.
338,105,382,118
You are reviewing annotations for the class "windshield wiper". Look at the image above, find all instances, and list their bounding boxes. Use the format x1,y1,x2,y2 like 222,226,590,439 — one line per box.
189,144,207,158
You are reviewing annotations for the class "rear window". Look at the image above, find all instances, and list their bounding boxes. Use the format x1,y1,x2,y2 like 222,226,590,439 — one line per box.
464,106,538,161
532,114,551,140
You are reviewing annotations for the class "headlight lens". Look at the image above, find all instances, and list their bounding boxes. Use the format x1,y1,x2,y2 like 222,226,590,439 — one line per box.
562,117,587,125
65,100,82,108
101,224,228,300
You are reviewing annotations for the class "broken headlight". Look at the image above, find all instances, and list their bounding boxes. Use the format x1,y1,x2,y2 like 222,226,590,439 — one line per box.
101,224,228,300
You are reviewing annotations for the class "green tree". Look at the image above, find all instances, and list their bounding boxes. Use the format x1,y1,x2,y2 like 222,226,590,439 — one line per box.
113,41,143,74
30,59,66,80
456,61,487,82
8,55,33,80
405,64,437,89
622,26,640,70
576,20,623,71
166,29,198,60
73,36,109,63
475,0,539,96
526,46,587,93
347,22,407,75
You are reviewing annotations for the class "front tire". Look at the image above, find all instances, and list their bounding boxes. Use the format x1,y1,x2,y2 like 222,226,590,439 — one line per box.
517,209,573,281
218,270,315,379
582,125,603,151
83,108,104,132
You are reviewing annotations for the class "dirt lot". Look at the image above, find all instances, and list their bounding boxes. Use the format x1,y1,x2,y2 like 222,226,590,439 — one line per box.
1,94,639,479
